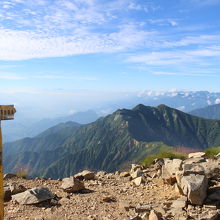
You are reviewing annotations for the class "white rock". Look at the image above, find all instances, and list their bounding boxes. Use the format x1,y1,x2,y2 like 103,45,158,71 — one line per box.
130,170,144,179
188,152,206,159
133,176,145,186
74,170,95,180
61,177,85,192
149,210,162,220
180,174,208,205
12,187,54,205
162,159,182,185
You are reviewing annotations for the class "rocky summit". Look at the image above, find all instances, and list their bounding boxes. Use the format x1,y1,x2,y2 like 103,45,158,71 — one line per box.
4,152,220,220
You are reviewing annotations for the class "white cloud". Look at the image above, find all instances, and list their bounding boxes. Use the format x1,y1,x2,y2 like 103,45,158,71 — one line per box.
162,35,220,48
127,44,220,67
0,73,26,80
0,0,219,66
207,100,212,105
0,0,157,60
32,75,99,81
148,19,178,27
0,23,153,60
215,98,220,104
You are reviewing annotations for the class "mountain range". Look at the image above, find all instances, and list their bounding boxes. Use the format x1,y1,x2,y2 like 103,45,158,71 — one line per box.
189,104,220,120
2,110,99,143
3,91,220,143
4,104,220,179
104,90,220,113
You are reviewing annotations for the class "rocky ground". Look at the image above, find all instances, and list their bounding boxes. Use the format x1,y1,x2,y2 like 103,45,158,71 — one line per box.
3,152,220,220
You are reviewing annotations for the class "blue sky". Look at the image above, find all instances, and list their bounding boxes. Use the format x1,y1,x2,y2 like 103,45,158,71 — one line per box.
0,0,220,117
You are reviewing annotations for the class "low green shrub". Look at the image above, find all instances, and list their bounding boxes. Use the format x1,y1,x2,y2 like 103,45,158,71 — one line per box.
205,146,220,158
140,150,187,167
16,171,27,178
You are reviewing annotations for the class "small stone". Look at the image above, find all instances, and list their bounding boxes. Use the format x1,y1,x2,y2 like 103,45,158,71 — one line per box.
102,196,116,203
149,210,162,220
126,216,142,220
131,164,143,172
203,205,217,210
133,176,145,186
131,170,144,179
199,210,219,220
188,152,206,159
9,182,27,195
61,176,85,193
135,204,151,213
74,170,95,180
214,152,220,159
96,171,107,176
120,172,130,177
59,197,70,205
115,171,120,175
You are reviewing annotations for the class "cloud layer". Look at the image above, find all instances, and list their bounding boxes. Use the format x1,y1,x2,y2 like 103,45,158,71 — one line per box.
0,0,219,80
0,0,156,60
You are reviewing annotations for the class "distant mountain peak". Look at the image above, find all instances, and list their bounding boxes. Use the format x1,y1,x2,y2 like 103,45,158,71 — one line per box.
156,104,169,109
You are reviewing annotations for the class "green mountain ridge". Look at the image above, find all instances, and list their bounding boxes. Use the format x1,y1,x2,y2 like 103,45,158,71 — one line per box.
3,104,220,179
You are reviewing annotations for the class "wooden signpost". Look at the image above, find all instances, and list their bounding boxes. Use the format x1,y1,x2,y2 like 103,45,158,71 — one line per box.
0,105,16,219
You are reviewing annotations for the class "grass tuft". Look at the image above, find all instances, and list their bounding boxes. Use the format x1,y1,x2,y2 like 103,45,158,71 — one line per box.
205,146,220,158
140,150,187,167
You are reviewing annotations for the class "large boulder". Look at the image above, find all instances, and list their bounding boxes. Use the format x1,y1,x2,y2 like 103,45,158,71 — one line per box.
199,161,220,180
12,187,54,205
61,177,85,193
182,163,205,176
74,170,95,180
162,159,183,185
180,174,208,205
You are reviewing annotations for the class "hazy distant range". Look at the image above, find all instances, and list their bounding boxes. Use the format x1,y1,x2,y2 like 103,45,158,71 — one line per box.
2,90,220,143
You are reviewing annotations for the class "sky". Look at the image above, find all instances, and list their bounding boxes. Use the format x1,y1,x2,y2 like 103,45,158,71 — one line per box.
0,0,220,118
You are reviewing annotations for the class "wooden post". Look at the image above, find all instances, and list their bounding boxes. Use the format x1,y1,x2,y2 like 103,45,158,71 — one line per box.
0,105,16,220
0,121,3,220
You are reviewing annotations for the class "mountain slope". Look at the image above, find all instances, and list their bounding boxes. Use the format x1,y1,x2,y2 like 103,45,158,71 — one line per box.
2,110,99,143
4,104,220,179
189,104,220,120
3,121,81,177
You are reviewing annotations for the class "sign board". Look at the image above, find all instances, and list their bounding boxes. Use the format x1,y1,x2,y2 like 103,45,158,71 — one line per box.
0,104,16,219
0,105,16,120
